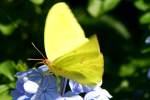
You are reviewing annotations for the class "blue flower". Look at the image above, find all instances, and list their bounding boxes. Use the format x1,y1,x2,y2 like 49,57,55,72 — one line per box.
12,65,60,100
56,94,83,100
145,36,150,44
12,65,112,100
147,68,150,79
69,80,112,100
84,88,112,100
69,80,100,94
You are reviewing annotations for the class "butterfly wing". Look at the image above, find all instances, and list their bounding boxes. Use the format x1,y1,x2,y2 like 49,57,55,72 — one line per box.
53,35,104,86
44,2,88,62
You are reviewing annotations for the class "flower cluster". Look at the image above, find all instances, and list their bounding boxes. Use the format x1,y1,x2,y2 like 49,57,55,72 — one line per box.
12,65,112,100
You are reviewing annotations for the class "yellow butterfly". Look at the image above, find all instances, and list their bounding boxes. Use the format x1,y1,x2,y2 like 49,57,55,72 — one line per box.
44,2,104,86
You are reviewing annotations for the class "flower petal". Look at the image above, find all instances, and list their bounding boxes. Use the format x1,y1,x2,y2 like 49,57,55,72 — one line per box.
100,89,112,98
12,65,54,100
56,95,83,100
38,65,49,72
69,80,103,94
84,88,112,100
17,95,29,100
32,75,60,100
145,36,150,44
147,68,150,79
23,80,39,94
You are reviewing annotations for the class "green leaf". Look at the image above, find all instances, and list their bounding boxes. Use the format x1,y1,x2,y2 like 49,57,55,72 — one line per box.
0,20,21,36
75,10,130,39
134,0,150,11
15,60,28,72
119,57,150,77
103,0,121,12
8,82,16,89
0,23,15,36
140,12,150,24
114,80,129,93
87,0,102,17
141,47,150,53
0,85,9,94
87,0,120,17
0,83,15,94
100,15,130,39
0,61,16,81
30,0,44,5
0,83,15,100
0,91,12,100
131,58,150,67
119,64,135,77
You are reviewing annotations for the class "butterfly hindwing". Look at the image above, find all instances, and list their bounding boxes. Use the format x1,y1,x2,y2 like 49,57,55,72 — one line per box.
53,35,104,86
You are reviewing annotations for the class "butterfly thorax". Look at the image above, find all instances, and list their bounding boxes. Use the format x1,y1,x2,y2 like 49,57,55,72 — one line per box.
44,59,57,75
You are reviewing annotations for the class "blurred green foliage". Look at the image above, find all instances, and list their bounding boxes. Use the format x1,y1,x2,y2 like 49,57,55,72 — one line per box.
0,0,150,99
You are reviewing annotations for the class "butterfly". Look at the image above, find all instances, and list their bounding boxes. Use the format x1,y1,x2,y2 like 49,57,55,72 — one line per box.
44,2,104,86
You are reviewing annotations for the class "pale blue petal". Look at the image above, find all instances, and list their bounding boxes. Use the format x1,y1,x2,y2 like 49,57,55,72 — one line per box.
17,95,29,100
32,75,60,100
69,80,93,94
38,65,49,72
84,88,112,100
12,78,26,99
145,36,150,44
23,80,39,94
69,80,103,94
147,68,150,79
56,95,83,100
12,65,55,100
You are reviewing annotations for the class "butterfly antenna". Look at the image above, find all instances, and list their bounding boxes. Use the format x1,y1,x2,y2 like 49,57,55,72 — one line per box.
31,42,46,59
27,58,44,61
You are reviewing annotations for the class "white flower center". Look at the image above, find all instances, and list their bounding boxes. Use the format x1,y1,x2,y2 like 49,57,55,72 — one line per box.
23,80,39,94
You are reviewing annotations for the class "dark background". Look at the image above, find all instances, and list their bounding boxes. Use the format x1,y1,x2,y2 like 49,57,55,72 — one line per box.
0,0,150,99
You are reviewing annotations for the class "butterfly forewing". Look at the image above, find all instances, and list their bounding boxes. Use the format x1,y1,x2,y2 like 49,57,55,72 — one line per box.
44,2,88,62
